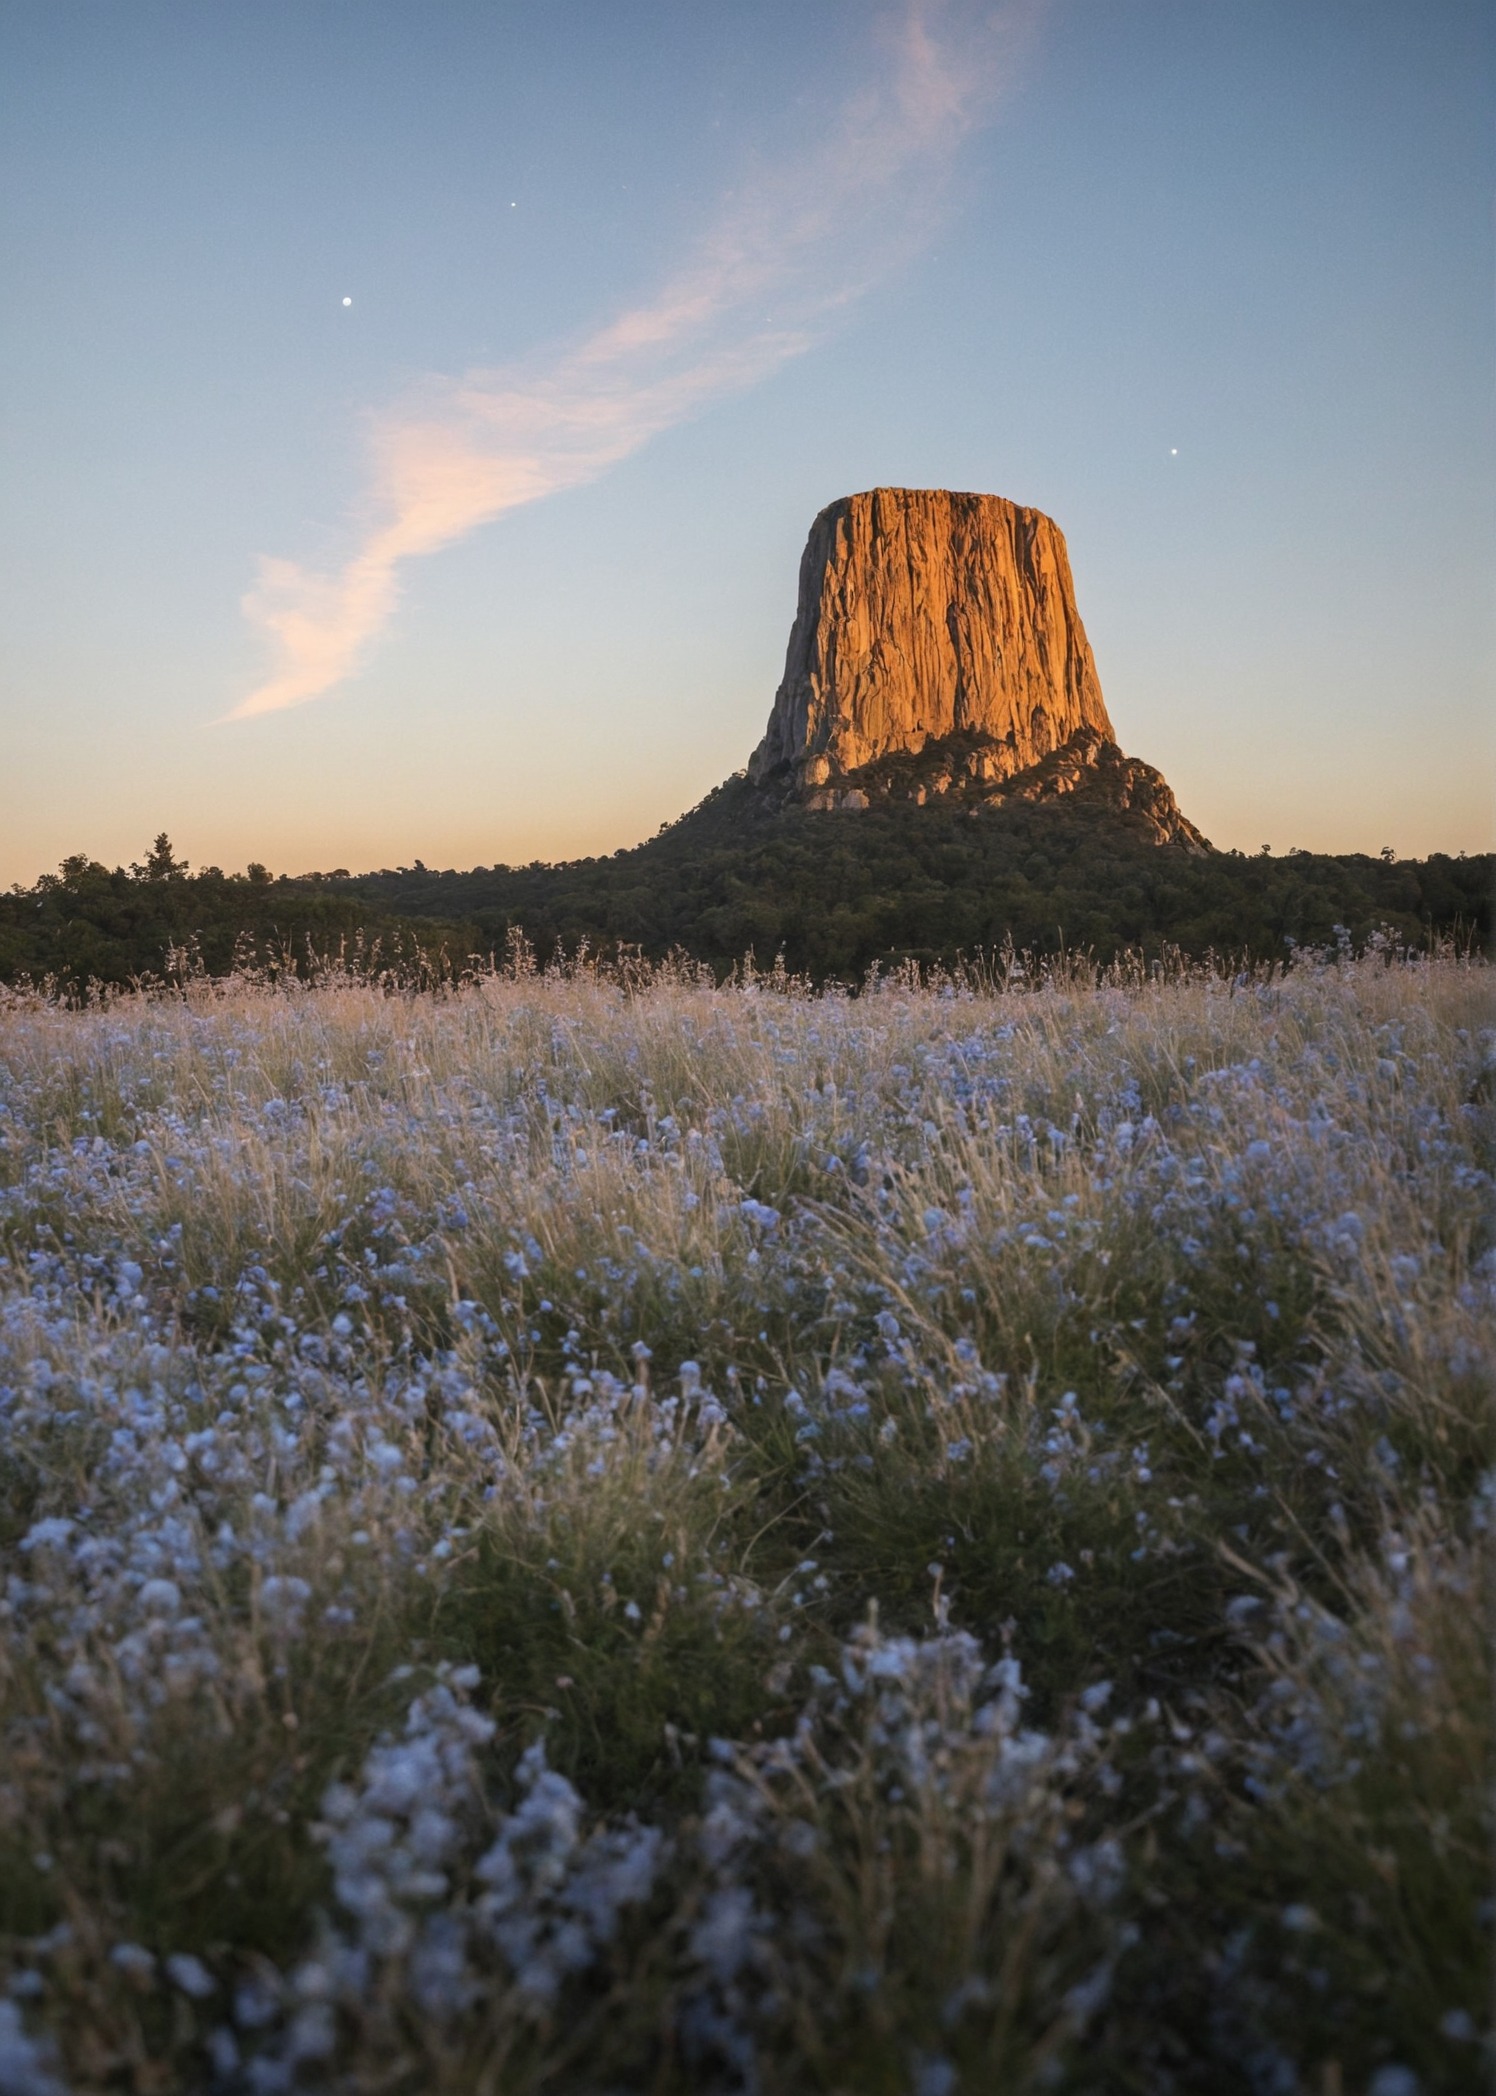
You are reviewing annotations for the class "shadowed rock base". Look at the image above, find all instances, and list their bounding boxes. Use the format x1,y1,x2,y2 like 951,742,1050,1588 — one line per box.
754,724,1211,851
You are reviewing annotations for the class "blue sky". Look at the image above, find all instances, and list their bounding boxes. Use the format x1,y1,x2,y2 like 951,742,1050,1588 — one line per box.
2,0,1490,883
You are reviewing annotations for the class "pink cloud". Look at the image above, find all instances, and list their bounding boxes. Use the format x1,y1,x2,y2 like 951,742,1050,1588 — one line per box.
230,0,1037,721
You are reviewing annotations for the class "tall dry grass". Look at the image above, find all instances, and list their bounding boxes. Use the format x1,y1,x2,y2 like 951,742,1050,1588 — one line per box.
0,944,1489,2092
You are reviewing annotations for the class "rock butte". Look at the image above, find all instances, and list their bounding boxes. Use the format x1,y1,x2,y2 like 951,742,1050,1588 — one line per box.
747,487,1209,850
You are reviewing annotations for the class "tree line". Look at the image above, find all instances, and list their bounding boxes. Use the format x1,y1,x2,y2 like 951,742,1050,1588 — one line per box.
2,795,1487,992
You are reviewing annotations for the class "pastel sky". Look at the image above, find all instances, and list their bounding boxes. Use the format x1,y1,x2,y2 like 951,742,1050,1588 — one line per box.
2,0,1490,885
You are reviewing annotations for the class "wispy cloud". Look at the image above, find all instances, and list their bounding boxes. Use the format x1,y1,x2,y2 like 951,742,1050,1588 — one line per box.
230,1,1036,720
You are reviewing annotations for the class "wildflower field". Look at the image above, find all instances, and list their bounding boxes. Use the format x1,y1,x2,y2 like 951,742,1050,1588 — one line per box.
0,947,1489,2094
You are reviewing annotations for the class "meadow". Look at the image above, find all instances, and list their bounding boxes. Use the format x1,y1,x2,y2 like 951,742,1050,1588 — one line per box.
0,943,1488,2094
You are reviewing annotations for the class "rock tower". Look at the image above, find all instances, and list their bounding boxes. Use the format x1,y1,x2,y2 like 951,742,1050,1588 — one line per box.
747,487,1207,850
750,488,1111,782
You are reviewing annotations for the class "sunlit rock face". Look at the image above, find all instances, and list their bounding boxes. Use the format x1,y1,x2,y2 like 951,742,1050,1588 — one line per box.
746,486,1210,850
749,488,1114,785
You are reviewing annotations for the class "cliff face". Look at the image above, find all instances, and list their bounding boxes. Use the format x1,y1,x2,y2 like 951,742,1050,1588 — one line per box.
747,486,1209,852
749,488,1113,786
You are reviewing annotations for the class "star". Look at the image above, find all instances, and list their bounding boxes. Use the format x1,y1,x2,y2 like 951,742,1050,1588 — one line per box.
342,297,353,307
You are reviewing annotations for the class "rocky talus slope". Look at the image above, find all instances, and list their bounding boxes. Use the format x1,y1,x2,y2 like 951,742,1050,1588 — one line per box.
746,486,1209,852
802,723,1211,850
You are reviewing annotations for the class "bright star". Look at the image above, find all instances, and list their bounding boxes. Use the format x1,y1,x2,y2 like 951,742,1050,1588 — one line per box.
342,297,352,307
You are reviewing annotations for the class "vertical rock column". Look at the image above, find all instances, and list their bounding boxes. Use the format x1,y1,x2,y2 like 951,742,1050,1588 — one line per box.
748,488,1114,786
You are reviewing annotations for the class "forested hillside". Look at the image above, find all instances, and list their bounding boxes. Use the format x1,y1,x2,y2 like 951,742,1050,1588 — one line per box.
2,798,1487,990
